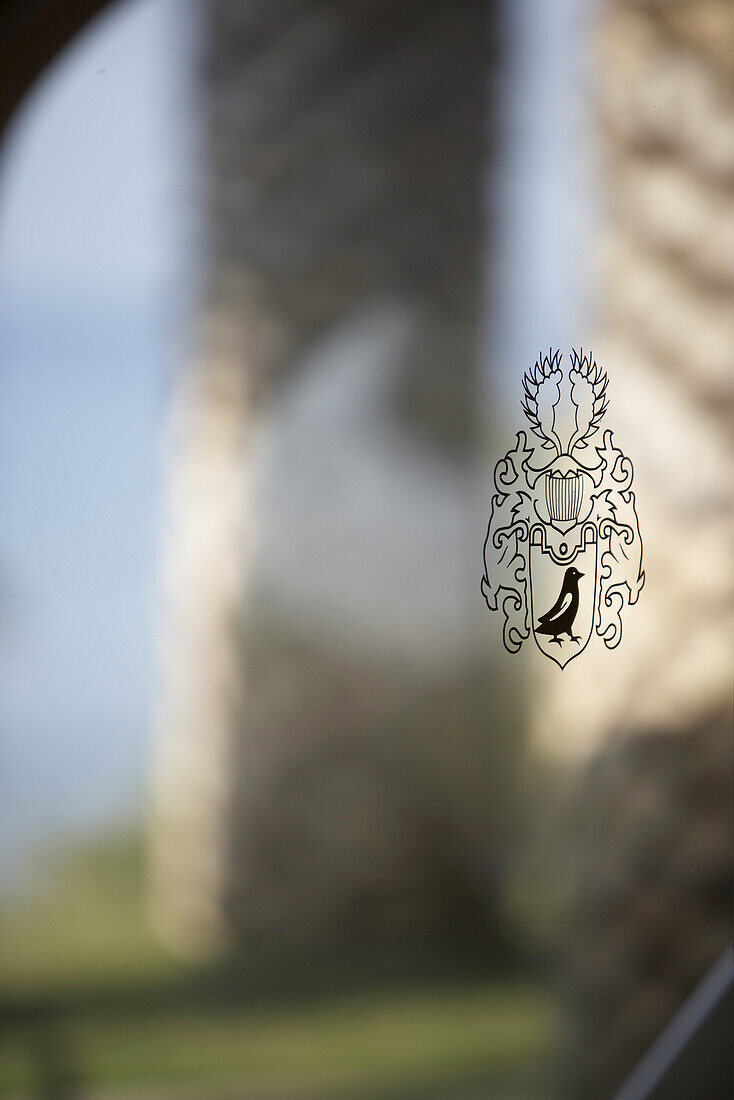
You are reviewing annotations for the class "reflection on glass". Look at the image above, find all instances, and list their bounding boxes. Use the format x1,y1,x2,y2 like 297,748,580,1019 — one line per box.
0,1,731,1099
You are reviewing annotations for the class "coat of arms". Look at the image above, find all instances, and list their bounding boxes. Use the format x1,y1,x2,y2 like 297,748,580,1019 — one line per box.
481,350,644,668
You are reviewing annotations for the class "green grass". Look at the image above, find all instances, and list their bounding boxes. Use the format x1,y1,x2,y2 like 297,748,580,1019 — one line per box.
1,985,561,1097
0,832,176,995
0,831,564,1098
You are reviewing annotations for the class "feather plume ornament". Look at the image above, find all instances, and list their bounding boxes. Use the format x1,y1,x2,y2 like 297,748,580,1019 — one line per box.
567,348,608,454
521,350,563,455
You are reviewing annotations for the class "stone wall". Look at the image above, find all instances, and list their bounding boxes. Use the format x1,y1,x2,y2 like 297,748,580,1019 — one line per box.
149,0,500,957
544,2,734,1093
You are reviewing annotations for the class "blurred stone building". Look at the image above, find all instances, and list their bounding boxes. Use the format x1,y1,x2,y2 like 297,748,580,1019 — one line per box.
149,0,509,958
531,1,734,1094
149,0,732,1093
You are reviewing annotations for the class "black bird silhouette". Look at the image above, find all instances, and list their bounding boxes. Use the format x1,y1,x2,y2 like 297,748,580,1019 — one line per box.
536,566,584,646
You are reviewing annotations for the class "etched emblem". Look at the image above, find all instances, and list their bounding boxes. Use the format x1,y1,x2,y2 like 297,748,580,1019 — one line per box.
481,350,644,668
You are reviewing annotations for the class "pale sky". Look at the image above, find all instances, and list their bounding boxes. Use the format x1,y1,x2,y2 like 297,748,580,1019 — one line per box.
0,0,193,878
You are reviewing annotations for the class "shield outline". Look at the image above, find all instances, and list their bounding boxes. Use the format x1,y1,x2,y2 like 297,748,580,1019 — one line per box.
528,522,598,669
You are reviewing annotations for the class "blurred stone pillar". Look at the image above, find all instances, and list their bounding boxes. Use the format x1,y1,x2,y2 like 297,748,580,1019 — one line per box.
150,0,498,956
534,2,734,1094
